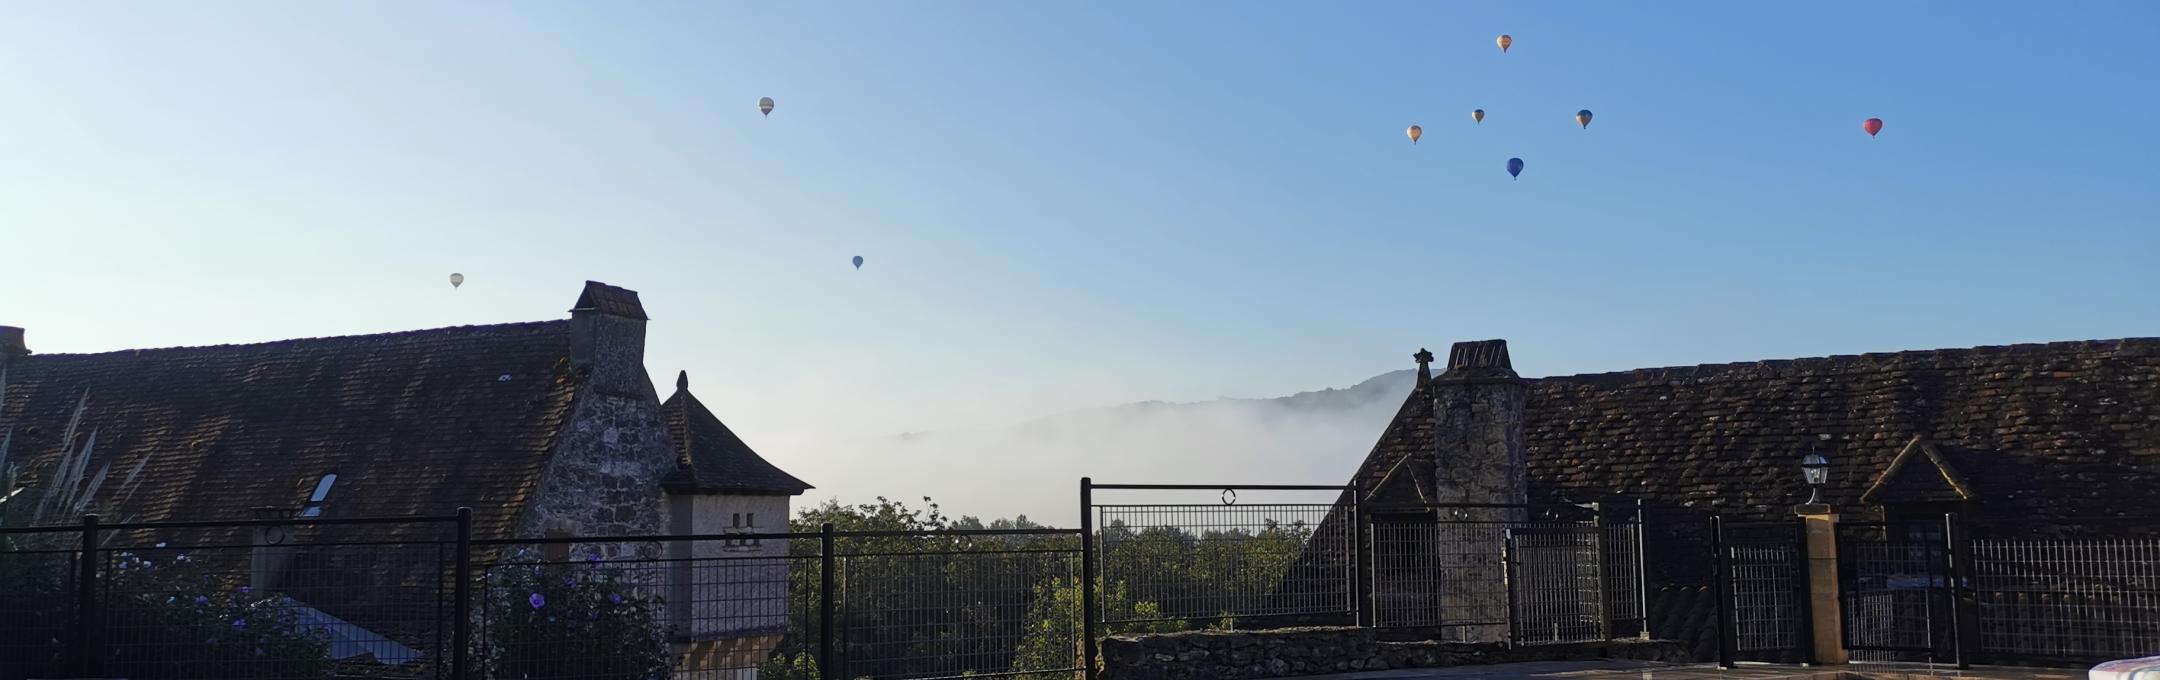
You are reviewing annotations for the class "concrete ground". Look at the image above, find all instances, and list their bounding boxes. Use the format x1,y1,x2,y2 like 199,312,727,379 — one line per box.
1284,659,2088,680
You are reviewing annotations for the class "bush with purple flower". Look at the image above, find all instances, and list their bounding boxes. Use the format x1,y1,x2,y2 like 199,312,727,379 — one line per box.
483,558,671,680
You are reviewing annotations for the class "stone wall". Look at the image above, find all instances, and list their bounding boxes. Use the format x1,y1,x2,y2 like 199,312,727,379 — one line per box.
1100,627,1689,680
518,389,678,550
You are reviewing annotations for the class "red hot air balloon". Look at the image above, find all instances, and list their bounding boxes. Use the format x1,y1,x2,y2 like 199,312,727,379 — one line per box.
1863,118,1884,137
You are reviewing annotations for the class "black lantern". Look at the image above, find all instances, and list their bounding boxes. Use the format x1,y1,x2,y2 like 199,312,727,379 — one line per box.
1800,438,1831,504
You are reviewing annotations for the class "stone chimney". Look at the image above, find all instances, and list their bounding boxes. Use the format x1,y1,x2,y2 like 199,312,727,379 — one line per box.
1429,339,1531,643
569,281,658,401
1,326,28,367
1413,348,1435,388
1429,339,1529,510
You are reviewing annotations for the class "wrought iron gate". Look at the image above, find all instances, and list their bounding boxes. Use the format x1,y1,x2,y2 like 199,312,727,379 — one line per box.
1711,517,1811,665
1836,520,1959,663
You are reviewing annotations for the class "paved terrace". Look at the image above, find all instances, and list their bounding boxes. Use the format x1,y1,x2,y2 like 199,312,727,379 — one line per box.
1286,660,2087,680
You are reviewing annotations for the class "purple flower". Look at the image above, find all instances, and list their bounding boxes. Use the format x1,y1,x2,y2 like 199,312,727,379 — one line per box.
609,593,623,605
587,553,603,565
232,618,247,629
238,586,251,595
528,592,546,610
562,576,575,587
194,595,209,606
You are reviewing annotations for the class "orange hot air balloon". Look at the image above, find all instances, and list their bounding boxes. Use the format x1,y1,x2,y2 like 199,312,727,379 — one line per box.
1496,35,1512,52
1863,118,1884,137
1472,109,1485,124
1407,125,1423,144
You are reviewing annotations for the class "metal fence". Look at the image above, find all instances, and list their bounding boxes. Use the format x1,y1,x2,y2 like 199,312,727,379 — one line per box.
1966,524,2160,665
1709,518,1808,665
1,514,1083,680
1084,483,1355,632
1367,504,1644,645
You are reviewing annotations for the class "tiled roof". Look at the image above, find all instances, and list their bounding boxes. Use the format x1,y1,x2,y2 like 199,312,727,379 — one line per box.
1324,338,2159,523
0,321,581,541
1522,337,2160,522
658,371,811,495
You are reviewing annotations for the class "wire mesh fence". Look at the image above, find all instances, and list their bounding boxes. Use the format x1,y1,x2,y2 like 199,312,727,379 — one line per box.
1967,529,2160,663
1836,521,1955,663
1092,488,1349,630
474,535,821,680
1365,504,1641,646
0,527,80,680
832,531,1080,680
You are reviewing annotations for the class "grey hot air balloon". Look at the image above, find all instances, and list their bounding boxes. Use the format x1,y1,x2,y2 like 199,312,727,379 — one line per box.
759,97,775,117
449,273,464,289
852,256,864,270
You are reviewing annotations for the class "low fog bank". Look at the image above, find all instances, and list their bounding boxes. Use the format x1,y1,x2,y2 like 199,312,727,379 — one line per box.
776,369,1419,525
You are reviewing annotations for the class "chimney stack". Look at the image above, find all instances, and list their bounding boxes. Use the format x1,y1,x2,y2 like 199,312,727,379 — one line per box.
1,326,27,373
1429,339,1527,510
568,281,658,401
1413,348,1435,388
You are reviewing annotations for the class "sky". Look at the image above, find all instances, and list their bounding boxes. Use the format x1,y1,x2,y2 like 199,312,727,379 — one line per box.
3,2,2156,522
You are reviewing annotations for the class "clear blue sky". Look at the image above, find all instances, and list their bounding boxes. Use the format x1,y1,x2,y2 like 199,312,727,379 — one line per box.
3,2,2156,514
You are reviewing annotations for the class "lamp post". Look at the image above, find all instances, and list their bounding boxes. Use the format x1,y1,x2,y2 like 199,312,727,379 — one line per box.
1801,444,1830,505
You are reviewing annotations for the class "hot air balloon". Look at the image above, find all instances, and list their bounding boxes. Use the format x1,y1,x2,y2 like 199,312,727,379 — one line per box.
1506,158,1524,180
1576,110,1594,129
852,256,864,270
449,273,464,289
1496,35,1512,52
1407,125,1423,145
1472,109,1485,124
1863,118,1883,137
759,97,775,117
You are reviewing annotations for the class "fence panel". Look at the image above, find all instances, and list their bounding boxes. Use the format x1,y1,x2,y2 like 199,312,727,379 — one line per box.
1969,531,2160,664
1369,506,1638,645
1837,521,1954,663
0,528,80,680
1093,487,1349,630
832,532,1080,680
475,534,822,680
1716,521,1806,664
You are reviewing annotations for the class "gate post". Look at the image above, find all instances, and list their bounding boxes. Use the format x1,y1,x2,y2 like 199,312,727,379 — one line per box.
1079,478,1097,680
1794,503,1847,665
1710,516,1736,669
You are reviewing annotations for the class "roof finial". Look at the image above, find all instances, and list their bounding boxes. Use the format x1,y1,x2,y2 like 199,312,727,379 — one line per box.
676,370,689,392
1413,348,1435,386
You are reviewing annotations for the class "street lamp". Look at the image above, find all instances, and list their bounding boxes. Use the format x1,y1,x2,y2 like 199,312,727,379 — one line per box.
1800,438,1831,505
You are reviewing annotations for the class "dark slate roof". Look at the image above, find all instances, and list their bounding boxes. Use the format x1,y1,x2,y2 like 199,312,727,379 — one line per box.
0,321,581,541
658,371,811,496
1339,337,2160,523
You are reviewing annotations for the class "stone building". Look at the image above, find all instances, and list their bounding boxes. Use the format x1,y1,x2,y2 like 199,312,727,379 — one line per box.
1349,337,2159,523
1283,336,2159,647
0,280,812,671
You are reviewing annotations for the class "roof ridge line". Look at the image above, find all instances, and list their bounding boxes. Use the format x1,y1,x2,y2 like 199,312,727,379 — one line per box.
25,320,573,358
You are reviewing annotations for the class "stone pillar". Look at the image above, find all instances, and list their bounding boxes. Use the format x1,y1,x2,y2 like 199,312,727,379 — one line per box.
1795,503,1847,665
1428,340,1529,642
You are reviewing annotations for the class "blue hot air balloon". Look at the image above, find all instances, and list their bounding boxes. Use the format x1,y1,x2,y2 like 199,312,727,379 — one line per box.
1506,158,1524,179
852,256,864,270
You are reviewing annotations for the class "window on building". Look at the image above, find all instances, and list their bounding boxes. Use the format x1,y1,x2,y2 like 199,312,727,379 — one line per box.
725,510,761,551
297,472,338,518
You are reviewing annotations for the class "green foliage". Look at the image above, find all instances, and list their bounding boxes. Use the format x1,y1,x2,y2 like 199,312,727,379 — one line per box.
757,651,819,680
101,550,335,679
483,560,674,680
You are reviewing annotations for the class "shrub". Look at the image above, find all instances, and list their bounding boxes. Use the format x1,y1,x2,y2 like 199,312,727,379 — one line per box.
483,558,674,680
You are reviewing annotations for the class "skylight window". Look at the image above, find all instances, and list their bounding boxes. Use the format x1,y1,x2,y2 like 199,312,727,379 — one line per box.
297,472,337,518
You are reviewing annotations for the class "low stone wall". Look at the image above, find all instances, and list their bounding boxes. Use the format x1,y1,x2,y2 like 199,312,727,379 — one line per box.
1100,627,1691,680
